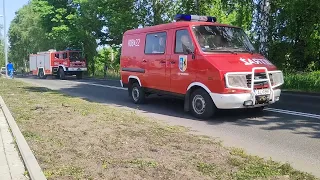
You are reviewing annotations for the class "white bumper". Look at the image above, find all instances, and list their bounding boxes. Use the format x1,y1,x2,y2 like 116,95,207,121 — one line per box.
67,68,87,71
210,89,281,109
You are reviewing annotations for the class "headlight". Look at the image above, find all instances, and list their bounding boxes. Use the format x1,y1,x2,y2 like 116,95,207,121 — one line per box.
269,71,284,87
226,74,248,88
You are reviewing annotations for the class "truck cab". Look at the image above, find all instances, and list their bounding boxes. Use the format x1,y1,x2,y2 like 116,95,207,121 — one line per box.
51,49,87,79
120,14,284,119
29,48,87,80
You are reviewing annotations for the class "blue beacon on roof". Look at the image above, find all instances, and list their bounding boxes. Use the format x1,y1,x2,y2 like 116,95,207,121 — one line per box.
174,14,217,22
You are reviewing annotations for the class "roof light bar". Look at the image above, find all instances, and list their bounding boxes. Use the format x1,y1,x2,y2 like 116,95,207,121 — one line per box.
174,14,217,22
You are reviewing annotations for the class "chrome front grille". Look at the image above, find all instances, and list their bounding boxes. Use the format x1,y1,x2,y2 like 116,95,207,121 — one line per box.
225,68,284,90
224,67,284,105
246,73,269,89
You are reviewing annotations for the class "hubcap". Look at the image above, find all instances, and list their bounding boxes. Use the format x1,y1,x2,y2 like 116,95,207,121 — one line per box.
192,95,206,115
132,87,140,102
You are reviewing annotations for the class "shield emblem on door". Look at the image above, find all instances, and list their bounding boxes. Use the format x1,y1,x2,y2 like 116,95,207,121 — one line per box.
179,55,187,72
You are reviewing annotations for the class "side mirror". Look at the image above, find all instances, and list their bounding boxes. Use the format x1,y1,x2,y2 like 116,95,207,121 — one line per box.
185,46,193,54
184,46,196,59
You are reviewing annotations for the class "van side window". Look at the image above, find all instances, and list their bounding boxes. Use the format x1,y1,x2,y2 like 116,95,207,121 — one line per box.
144,32,167,54
175,29,195,54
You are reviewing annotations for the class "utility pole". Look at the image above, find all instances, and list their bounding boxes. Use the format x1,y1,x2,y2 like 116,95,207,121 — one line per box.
111,47,114,62
3,0,8,77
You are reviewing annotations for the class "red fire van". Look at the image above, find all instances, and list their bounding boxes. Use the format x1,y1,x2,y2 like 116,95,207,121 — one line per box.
120,14,284,119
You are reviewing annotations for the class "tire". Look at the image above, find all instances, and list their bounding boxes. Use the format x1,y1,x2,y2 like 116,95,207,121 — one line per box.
38,69,47,79
76,72,83,79
58,68,66,80
190,88,216,119
129,82,145,104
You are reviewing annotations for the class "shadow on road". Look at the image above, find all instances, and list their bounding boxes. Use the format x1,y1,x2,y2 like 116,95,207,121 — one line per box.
21,79,320,139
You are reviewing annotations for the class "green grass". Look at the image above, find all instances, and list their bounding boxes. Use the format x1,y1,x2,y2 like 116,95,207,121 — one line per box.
89,69,120,80
283,71,320,93
228,147,316,180
0,77,318,180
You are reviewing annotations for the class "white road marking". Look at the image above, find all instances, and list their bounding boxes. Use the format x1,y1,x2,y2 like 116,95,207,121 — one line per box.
265,108,320,119
69,81,320,119
78,82,127,90
89,83,127,90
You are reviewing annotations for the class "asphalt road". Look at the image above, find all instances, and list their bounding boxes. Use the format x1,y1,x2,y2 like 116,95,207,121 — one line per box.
15,76,320,177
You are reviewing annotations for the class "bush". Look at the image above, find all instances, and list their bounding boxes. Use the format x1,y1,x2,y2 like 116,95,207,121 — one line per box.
92,69,120,80
282,71,320,92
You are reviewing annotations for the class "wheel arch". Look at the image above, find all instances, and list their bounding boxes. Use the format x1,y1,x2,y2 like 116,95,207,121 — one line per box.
128,75,142,87
37,67,45,75
58,65,66,71
184,82,212,112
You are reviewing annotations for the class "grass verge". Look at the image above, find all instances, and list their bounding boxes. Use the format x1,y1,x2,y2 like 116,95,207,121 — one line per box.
89,70,120,80
0,78,317,180
283,71,320,93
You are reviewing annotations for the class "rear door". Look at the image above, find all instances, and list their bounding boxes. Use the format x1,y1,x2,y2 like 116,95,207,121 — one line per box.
36,54,45,68
44,53,51,74
143,31,169,90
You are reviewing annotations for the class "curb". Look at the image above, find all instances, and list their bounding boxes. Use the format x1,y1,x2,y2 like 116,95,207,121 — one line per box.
0,96,47,180
282,89,320,97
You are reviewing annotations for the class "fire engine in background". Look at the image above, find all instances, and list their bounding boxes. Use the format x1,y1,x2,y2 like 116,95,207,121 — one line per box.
120,14,284,119
29,48,87,80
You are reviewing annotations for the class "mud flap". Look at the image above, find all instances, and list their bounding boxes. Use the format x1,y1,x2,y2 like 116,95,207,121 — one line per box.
184,90,191,112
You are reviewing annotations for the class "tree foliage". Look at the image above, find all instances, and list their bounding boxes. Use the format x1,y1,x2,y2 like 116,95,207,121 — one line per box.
8,0,320,73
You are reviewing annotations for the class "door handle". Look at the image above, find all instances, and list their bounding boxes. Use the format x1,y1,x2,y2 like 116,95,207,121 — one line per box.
142,59,147,63
170,61,176,64
160,60,166,64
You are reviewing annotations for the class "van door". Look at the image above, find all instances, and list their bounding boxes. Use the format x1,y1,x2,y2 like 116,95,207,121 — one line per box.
143,31,169,91
169,28,197,94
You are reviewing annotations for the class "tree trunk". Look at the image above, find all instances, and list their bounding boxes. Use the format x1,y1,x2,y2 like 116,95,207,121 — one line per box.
259,0,270,56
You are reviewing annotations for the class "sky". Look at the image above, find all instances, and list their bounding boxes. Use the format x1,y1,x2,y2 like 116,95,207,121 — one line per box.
1,0,29,40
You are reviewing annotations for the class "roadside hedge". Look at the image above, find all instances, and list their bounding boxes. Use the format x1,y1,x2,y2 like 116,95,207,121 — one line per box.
282,71,320,93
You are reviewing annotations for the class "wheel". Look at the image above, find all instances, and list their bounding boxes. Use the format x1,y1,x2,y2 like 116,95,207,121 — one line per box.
58,68,66,80
129,83,145,104
76,72,83,79
190,88,216,119
38,69,47,79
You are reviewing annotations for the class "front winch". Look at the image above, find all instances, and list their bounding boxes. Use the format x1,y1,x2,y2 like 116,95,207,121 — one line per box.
255,95,269,104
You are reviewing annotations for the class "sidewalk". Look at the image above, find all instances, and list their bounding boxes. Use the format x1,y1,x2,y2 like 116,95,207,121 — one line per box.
0,109,27,180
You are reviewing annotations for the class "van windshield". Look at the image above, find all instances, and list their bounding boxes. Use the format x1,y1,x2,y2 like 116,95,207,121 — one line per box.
192,25,257,53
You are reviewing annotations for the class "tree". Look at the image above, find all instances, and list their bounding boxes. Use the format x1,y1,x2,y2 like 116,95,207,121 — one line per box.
8,0,320,73
267,0,320,71
8,2,49,69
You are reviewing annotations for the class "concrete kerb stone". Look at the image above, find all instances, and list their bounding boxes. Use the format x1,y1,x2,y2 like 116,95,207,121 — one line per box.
0,96,47,180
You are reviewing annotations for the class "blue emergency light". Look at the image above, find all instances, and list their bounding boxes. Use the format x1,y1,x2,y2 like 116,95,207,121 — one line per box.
174,14,217,22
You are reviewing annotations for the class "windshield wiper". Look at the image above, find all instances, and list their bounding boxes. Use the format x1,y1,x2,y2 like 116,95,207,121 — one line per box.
209,47,237,54
241,43,254,54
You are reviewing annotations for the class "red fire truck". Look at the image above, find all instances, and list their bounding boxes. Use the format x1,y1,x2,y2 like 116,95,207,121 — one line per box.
29,49,87,79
